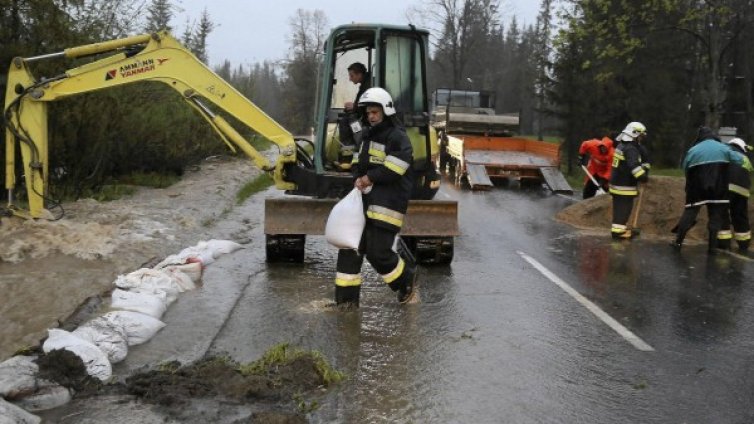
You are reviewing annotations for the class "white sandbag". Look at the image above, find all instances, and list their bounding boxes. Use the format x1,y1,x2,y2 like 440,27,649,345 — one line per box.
162,262,202,283
110,289,167,319
205,239,243,257
0,355,38,399
12,380,71,412
114,268,183,304
72,317,129,364
325,188,365,249
155,239,243,269
155,245,213,268
0,397,40,424
100,311,165,346
42,329,112,382
161,268,196,291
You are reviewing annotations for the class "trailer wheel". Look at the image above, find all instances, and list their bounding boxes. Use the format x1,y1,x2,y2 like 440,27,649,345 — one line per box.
266,234,306,263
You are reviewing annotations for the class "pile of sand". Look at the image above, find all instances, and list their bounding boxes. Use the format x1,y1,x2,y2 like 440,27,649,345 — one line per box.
555,176,754,242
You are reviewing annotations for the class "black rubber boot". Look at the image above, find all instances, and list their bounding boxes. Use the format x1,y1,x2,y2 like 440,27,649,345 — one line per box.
738,240,750,252
335,286,360,309
388,266,417,304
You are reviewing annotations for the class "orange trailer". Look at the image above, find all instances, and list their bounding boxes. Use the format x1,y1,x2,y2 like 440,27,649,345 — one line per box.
441,134,572,192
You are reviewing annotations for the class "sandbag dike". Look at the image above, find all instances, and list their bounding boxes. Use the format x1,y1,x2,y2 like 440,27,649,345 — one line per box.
34,343,342,422
556,175,754,242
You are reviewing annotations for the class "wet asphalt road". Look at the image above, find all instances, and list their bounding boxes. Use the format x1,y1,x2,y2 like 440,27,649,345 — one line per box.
51,181,754,423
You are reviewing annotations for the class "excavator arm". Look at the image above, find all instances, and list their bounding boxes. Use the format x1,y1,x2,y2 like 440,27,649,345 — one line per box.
4,31,298,219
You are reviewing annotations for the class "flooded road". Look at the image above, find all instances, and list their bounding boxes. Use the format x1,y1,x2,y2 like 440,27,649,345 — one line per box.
6,164,754,422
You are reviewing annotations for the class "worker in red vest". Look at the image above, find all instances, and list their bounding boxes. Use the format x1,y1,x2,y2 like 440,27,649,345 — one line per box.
578,134,615,199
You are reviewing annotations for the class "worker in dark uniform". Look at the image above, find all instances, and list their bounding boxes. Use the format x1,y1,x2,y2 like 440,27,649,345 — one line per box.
718,137,752,251
671,127,751,252
334,87,417,307
609,121,649,239
337,62,370,169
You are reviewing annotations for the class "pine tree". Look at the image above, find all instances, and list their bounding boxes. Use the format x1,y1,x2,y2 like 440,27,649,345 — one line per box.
144,0,173,32
191,8,215,64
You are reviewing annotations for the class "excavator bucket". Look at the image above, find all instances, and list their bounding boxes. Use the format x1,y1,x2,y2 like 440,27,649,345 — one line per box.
264,198,459,236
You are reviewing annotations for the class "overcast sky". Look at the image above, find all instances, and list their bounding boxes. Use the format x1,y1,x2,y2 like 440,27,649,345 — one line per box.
175,0,541,67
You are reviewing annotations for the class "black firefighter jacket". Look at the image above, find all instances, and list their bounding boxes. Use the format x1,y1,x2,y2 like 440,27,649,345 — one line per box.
609,141,649,197
354,120,414,232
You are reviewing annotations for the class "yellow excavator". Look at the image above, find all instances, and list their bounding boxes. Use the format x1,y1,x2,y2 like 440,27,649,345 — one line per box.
3,25,458,263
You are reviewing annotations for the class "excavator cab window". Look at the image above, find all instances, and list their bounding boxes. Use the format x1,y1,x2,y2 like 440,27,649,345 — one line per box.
322,31,374,170
314,25,437,189
381,33,431,169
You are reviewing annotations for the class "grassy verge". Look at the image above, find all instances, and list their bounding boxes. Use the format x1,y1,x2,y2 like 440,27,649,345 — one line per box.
239,343,345,386
236,173,274,205
118,171,181,188
519,134,564,144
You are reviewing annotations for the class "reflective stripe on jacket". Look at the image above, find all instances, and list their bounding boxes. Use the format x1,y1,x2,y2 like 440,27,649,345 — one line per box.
609,141,648,197
728,146,751,198
355,120,414,231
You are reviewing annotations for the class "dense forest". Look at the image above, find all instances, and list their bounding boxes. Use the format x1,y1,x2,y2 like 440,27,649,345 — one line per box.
2,0,753,201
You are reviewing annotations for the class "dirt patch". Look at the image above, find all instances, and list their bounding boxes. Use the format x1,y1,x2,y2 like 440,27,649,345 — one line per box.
34,344,338,422
555,175,754,241
36,350,105,396
124,349,333,421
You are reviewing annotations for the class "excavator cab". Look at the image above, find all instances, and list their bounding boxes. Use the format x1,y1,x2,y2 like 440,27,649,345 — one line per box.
282,24,441,201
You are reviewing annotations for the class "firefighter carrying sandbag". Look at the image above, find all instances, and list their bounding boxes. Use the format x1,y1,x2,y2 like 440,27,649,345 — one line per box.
334,87,418,308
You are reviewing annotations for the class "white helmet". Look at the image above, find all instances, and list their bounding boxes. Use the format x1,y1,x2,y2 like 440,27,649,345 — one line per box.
358,87,396,116
618,121,647,140
728,137,749,152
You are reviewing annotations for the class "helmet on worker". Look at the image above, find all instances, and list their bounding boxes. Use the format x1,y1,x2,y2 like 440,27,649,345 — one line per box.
728,137,750,152
617,121,647,141
358,87,396,116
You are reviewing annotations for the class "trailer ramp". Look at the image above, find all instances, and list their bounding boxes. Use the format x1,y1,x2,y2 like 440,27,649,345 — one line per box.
466,164,494,190
539,167,573,194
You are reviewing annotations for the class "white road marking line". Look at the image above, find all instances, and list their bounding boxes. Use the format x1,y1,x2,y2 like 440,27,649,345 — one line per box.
517,251,655,352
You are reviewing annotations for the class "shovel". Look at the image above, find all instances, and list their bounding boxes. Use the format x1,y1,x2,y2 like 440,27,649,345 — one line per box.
581,165,607,195
628,186,644,236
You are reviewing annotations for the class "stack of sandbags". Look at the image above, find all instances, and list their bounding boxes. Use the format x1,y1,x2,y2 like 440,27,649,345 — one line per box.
0,239,244,418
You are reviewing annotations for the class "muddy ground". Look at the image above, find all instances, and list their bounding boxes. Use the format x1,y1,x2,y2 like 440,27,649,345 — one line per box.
33,346,334,423
5,161,752,421
1,155,341,421
556,175,754,242
0,156,259,359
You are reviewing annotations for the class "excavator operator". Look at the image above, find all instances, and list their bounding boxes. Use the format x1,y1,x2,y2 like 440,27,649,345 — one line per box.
334,87,418,308
337,62,371,169
579,133,615,199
